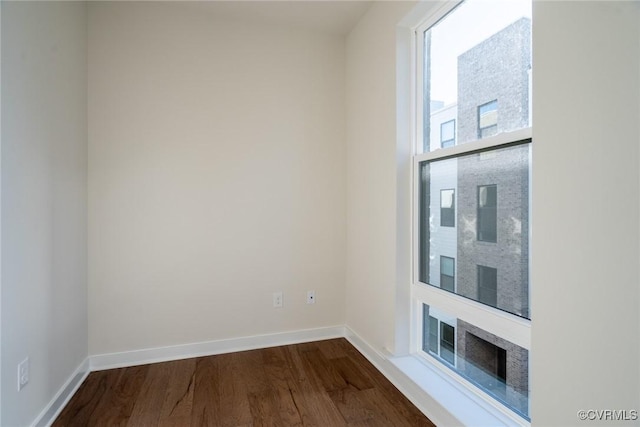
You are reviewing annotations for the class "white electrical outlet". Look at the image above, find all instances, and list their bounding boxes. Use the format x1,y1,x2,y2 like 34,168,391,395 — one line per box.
273,291,283,308
18,358,29,391
307,290,315,304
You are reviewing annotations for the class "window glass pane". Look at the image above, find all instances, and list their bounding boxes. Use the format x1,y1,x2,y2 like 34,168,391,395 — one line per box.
419,142,530,319
440,322,456,365
441,256,454,276
478,101,497,126
422,304,530,419
478,265,498,307
441,189,454,208
423,304,441,355
478,100,498,138
440,119,456,148
440,189,455,227
440,256,455,292
478,184,497,242
429,316,439,354
421,0,531,152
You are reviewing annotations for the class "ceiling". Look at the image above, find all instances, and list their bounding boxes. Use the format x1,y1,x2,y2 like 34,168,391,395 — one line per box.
177,1,374,36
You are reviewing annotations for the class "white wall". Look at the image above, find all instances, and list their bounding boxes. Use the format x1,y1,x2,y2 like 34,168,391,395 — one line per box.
348,1,639,425
88,2,346,355
0,2,4,423
1,2,88,426
531,2,639,425
1,1,636,425
345,1,416,355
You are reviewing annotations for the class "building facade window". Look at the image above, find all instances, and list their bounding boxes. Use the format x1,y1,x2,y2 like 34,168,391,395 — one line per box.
413,0,532,420
477,265,498,307
440,189,455,227
440,256,455,292
477,184,497,242
440,119,456,148
428,315,439,353
440,322,456,365
478,100,498,138
422,305,456,366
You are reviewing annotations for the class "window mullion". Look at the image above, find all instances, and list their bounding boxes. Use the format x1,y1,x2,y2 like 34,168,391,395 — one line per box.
415,127,532,164
412,283,531,350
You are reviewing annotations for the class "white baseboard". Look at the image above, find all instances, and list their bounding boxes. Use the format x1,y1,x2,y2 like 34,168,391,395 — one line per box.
35,325,507,427
32,326,343,426
32,358,90,427
90,325,346,371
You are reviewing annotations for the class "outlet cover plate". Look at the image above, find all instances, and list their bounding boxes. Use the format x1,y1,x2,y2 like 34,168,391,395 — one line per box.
273,292,283,308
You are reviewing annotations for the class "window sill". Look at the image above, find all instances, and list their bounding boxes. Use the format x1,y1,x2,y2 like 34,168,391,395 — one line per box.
388,354,530,427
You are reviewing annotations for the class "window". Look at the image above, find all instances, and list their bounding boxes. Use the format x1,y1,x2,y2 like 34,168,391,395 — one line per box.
422,304,530,418
440,256,455,292
419,145,527,317
477,185,497,242
413,0,532,420
478,100,498,138
423,305,456,366
440,322,456,365
477,265,497,307
428,315,438,353
440,119,456,148
440,189,455,227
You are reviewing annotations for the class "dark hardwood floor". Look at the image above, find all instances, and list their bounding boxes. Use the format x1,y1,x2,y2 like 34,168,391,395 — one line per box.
53,338,435,426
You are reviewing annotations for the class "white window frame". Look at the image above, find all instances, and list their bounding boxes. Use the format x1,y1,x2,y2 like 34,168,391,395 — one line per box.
408,0,532,423
412,130,532,352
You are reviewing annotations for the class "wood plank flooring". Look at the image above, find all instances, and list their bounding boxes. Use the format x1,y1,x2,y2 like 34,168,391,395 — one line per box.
53,338,435,426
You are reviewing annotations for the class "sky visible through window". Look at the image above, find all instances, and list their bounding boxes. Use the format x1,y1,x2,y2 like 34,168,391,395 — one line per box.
429,0,531,106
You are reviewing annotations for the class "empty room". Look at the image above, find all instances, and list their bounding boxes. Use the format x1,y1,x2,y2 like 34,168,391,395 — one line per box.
1,0,638,426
